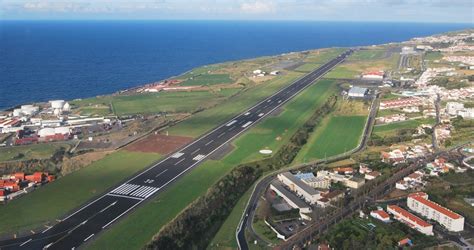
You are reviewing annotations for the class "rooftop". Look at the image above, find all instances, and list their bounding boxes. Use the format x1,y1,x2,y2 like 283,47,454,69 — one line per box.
280,172,320,196
388,205,431,228
270,180,311,209
409,193,462,220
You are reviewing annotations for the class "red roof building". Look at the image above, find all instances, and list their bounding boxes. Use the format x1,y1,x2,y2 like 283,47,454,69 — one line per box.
13,172,25,181
370,209,390,222
387,205,433,235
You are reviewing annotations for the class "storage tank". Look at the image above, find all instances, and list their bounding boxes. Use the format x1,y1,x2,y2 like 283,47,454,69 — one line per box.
13,109,22,117
50,100,65,109
63,102,71,112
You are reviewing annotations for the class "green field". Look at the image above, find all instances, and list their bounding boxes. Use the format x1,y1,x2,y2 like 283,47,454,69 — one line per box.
0,143,71,162
295,115,367,162
0,150,161,235
180,73,233,86
88,79,338,249
304,48,347,64
294,63,321,72
348,50,386,61
72,89,240,116
373,118,435,137
167,72,304,137
324,66,359,79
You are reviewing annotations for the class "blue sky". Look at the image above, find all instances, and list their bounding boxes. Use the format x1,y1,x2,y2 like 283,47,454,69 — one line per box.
0,0,472,23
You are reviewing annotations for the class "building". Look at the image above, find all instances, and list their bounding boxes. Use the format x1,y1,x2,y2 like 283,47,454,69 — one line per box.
387,205,434,236
277,172,321,205
362,71,384,80
294,173,331,189
407,192,464,232
379,98,423,110
270,181,312,221
333,167,354,175
370,209,391,223
321,190,344,202
446,102,465,116
365,171,381,180
344,176,365,189
347,87,368,98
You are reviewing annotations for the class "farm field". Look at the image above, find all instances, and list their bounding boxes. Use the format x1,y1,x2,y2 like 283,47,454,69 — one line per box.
295,115,367,163
88,79,338,249
179,73,233,86
0,143,72,162
0,150,161,235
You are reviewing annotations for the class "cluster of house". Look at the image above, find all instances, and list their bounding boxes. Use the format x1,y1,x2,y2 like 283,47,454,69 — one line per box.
270,165,381,220
443,55,474,66
411,32,474,47
252,69,279,77
395,171,425,191
446,102,474,119
376,113,406,124
0,99,113,146
369,192,464,236
0,172,55,202
379,97,425,110
381,144,433,165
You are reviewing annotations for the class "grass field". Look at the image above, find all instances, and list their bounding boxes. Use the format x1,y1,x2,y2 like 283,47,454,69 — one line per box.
324,66,359,79
72,89,240,116
167,72,305,137
304,48,347,64
294,63,321,72
373,118,435,137
295,115,367,163
0,143,72,162
180,73,233,86
0,150,161,235
348,50,386,61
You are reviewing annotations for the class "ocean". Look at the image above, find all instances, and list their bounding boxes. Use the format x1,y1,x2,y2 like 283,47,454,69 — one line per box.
0,20,472,110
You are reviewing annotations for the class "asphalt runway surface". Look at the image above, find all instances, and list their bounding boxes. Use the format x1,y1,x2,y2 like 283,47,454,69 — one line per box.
0,49,353,250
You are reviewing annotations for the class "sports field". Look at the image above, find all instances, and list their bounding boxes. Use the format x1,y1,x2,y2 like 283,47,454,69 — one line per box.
295,115,367,163
0,150,161,235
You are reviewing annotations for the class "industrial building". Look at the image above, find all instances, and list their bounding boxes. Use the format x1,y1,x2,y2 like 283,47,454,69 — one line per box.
347,87,368,98
277,172,322,205
387,205,434,236
294,172,331,189
407,192,464,232
269,180,312,221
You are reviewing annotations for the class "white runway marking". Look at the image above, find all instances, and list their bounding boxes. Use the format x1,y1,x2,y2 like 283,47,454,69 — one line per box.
193,154,206,161
244,112,250,116
170,152,184,158
226,120,237,126
191,148,200,155
174,157,186,165
20,239,32,246
218,132,225,138
99,201,117,213
83,234,94,242
129,186,159,198
155,169,168,177
110,184,140,195
258,113,264,117
242,121,252,128
205,140,214,146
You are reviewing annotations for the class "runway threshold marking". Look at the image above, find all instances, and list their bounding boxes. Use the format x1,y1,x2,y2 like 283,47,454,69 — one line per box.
106,193,144,201
193,154,206,161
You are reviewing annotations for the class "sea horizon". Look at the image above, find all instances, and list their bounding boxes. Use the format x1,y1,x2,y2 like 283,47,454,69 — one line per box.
1,20,472,110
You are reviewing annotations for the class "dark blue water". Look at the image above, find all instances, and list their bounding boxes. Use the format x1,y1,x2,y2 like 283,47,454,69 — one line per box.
0,20,472,109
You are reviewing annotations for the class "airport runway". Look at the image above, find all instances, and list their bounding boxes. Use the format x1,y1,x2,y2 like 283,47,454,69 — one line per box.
0,49,353,250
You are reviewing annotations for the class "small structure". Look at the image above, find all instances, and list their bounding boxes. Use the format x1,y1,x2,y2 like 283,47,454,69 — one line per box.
370,209,391,223
347,87,368,98
365,171,381,180
361,71,384,80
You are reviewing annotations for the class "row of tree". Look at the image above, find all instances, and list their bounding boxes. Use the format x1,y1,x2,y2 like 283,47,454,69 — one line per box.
145,95,338,249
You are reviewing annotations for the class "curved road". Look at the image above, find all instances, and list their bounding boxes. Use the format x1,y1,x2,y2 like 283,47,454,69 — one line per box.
0,50,354,250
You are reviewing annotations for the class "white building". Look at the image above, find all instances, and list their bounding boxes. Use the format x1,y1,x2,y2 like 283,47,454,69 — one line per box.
370,209,391,223
407,192,464,232
387,205,434,236
347,87,368,98
295,172,331,189
446,102,465,116
362,71,384,80
277,172,321,204
270,181,312,221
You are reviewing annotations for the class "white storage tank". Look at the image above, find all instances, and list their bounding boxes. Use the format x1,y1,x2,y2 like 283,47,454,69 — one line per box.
50,100,65,109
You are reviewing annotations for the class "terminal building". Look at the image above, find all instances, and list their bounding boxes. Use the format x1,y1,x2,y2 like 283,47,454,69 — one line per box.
407,192,464,232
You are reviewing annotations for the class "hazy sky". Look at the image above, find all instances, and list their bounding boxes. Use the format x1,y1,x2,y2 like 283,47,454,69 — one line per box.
0,0,473,23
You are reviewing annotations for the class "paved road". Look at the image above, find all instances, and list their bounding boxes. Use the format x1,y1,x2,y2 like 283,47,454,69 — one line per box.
236,90,379,249
0,50,354,250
